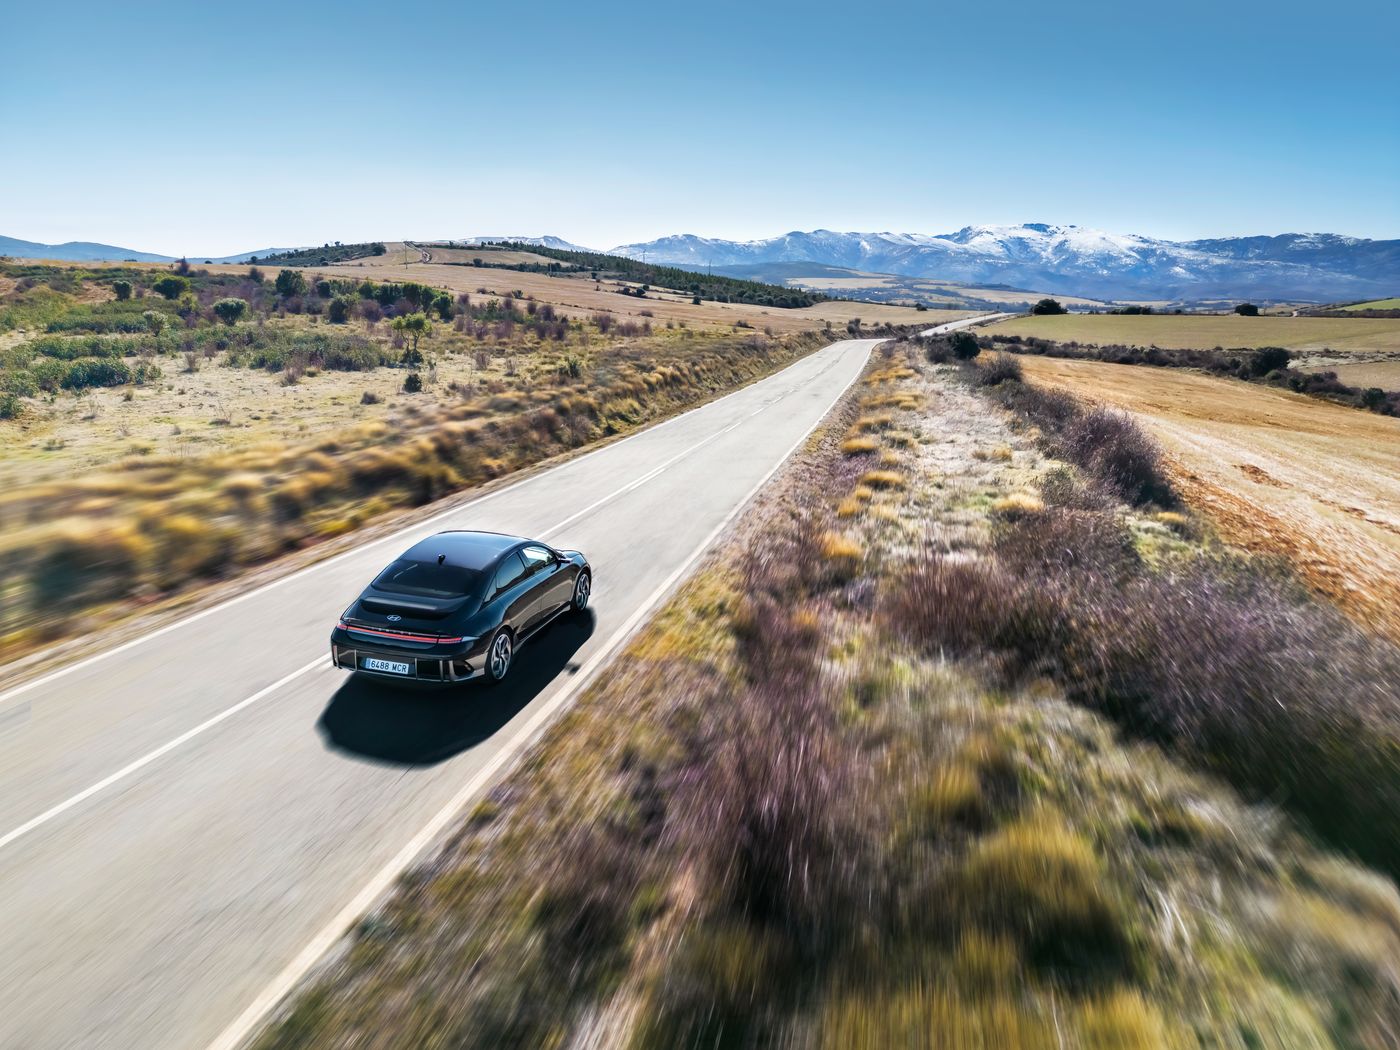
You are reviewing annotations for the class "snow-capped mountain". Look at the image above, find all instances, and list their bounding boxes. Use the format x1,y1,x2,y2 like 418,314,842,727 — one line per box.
609,224,1398,302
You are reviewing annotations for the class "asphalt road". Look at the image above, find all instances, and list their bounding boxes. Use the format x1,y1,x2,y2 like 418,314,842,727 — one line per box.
0,337,881,1050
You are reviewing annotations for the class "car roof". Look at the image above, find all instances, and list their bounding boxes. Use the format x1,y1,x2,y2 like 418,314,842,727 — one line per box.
398,530,528,571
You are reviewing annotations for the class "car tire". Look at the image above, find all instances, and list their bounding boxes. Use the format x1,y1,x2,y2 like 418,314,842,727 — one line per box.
572,571,591,613
484,627,513,685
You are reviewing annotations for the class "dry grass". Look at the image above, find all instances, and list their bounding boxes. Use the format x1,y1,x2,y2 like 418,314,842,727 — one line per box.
840,434,879,455
252,348,1400,1050
859,469,905,490
1018,355,1400,641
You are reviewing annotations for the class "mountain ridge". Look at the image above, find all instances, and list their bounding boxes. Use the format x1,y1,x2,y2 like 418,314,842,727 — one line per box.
608,224,1398,302
5,224,1395,302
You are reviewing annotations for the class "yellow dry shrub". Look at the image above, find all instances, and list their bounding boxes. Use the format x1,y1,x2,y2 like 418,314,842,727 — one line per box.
841,435,879,455
851,484,875,502
860,470,905,490
885,429,916,447
819,531,863,562
852,412,894,433
879,449,901,467
868,504,902,523
975,444,1015,463
837,497,866,518
991,493,1045,518
820,988,1059,1050
1074,990,1174,1050
915,762,984,829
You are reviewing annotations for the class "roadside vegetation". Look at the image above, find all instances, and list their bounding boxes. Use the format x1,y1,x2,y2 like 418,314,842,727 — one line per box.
255,341,1400,1050
0,260,829,661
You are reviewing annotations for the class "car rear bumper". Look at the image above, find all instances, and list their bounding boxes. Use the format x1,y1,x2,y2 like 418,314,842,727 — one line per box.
330,642,486,683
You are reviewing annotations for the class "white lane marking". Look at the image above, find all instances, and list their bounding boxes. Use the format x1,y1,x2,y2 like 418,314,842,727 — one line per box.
205,337,874,1050
0,340,869,711
0,343,870,855
0,658,331,853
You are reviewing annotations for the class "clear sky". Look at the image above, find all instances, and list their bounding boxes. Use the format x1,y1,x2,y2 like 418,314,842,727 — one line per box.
3,0,1396,256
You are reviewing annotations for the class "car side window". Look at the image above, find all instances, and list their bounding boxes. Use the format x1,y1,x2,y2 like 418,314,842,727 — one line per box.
492,552,529,597
520,546,555,576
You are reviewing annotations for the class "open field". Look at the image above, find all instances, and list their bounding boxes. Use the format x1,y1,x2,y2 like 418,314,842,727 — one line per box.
988,312,1400,351
264,258,965,334
1298,353,1400,389
1017,355,1400,640
256,347,1400,1049
1339,297,1400,312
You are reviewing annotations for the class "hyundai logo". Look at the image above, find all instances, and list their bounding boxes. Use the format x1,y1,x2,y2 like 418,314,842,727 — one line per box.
386,614,402,622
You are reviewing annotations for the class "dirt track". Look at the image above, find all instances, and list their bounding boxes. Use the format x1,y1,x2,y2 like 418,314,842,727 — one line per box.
1019,356,1400,641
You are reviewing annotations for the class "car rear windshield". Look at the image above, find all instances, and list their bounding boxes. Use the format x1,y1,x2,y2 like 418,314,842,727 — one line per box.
371,560,483,599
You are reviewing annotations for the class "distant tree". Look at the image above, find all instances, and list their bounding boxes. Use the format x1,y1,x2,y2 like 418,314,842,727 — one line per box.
1031,298,1066,315
142,310,168,338
692,295,701,305
1362,387,1387,411
275,269,307,297
914,301,928,311
112,279,132,301
392,312,432,352
314,279,332,298
1234,302,1260,316
400,346,424,366
152,275,189,300
248,266,265,284
213,297,248,325
432,292,454,320
327,295,355,324
403,371,423,393
174,258,192,276
950,330,981,360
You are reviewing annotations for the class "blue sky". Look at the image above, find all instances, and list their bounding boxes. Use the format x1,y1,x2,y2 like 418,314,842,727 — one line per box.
2,0,1396,255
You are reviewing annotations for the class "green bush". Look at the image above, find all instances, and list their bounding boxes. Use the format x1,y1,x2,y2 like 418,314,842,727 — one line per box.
213,298,248,325
327,295,355,324
62,358,132,390
951,330,981,360
30,359,68,392
3,371,39,397
28,335,131,360
112,280,132,301
0,392,21,419
403,371,423,393
153,275,189,300
275,269,307,297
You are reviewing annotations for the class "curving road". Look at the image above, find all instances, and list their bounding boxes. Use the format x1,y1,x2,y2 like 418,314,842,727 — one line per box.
0,337,879,1050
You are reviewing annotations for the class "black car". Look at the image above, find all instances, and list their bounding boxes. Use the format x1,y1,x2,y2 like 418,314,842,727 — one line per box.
331,530,591,685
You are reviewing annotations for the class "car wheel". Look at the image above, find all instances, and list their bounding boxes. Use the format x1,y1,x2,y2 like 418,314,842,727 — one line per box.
485,628,513,684
572,571,591,612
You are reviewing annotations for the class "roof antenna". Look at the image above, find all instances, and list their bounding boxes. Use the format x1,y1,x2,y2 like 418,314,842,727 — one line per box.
437,554,446,565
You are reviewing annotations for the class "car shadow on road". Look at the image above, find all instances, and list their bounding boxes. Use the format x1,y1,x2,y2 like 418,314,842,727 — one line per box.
317,610,597,766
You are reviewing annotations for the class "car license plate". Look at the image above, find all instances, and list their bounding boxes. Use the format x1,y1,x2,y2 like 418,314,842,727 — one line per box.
364,657,412,675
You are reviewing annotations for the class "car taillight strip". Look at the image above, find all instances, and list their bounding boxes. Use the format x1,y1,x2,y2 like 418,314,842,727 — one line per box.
336,622,464,643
